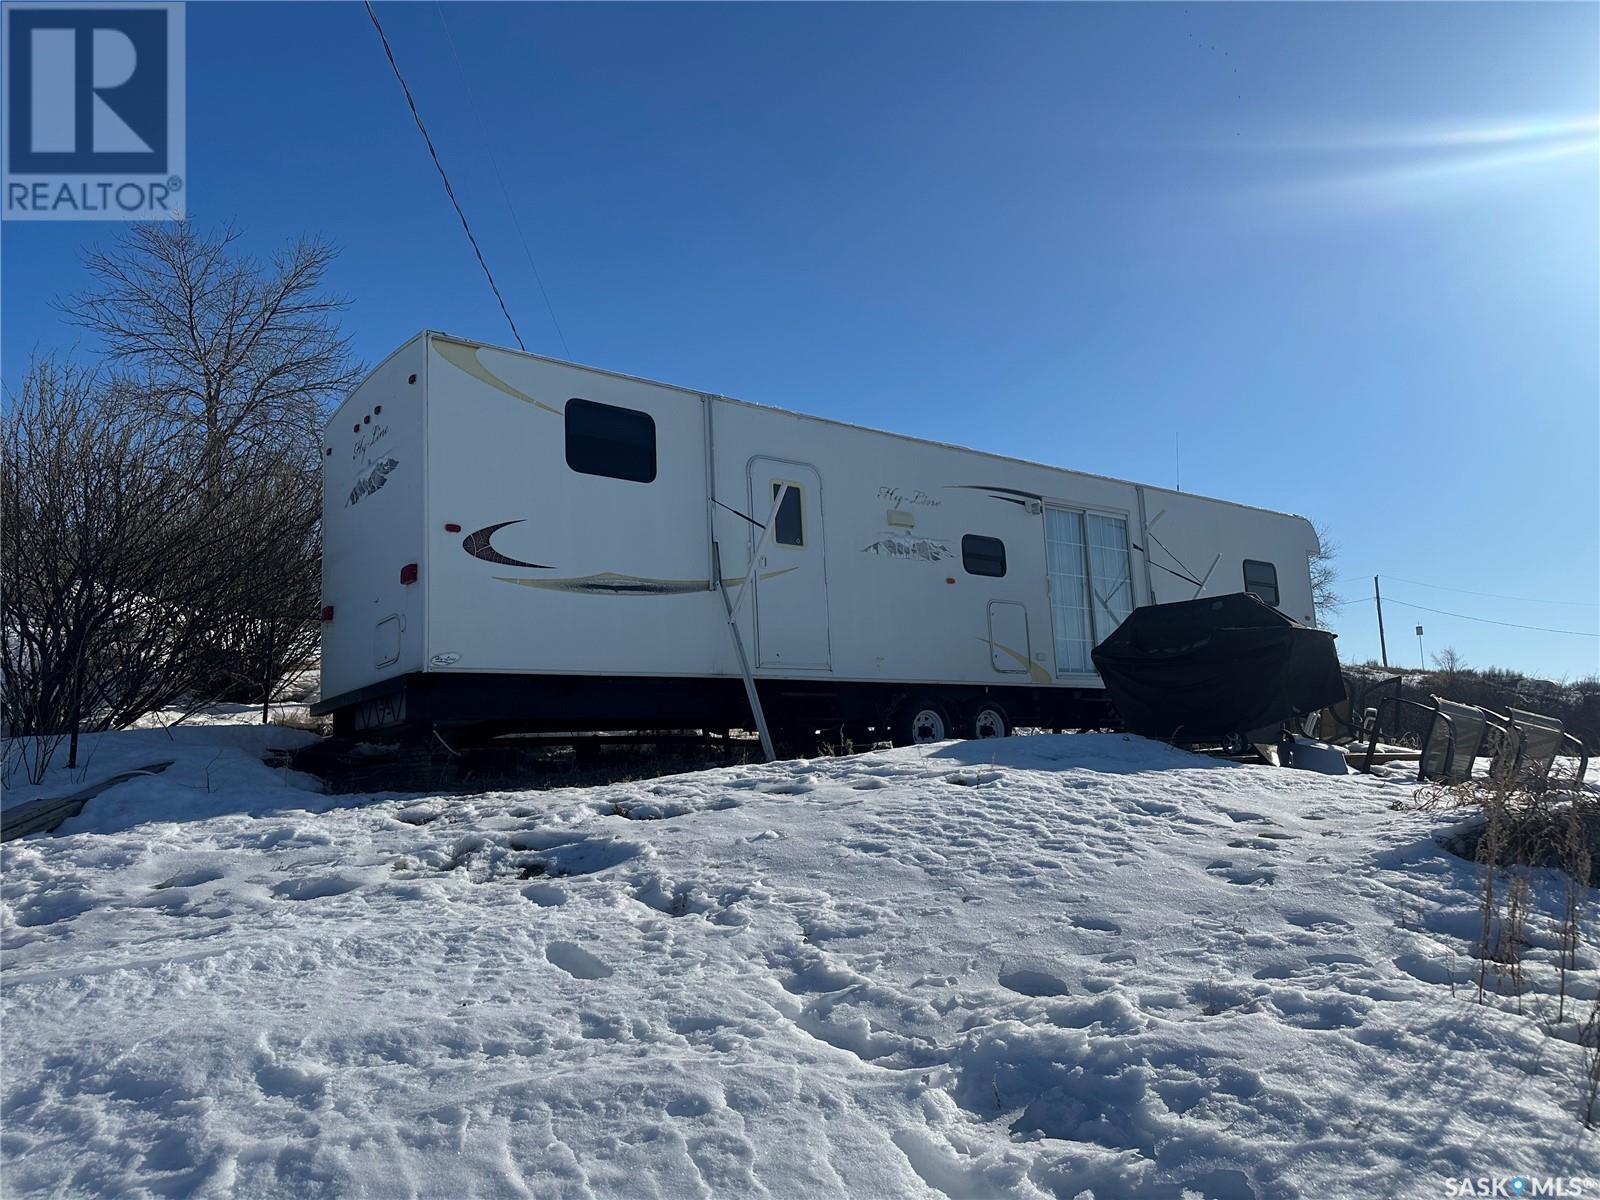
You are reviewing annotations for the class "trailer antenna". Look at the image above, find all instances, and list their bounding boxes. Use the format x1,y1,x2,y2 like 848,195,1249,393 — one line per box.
363,0,528,352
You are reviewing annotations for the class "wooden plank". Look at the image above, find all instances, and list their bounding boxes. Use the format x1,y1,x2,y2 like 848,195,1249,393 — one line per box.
1,761,175,842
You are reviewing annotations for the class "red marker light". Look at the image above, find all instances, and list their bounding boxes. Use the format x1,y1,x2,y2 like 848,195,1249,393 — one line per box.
400,563,419,585
444,523,461,533
320,605,335,622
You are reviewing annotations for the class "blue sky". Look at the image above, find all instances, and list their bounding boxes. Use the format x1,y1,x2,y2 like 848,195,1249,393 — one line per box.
4,1,1597,678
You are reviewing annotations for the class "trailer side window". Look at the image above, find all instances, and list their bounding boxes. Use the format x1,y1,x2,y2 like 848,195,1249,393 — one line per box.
1243,559,1279,607
565,398,656,484
962,534,1007,578
770,482,804,547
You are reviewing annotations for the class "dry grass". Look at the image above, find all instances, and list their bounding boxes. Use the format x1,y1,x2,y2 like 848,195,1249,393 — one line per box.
1411,769,1598,1121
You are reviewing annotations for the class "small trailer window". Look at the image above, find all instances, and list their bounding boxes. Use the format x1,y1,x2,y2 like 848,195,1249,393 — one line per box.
1243,559,1279,606
771,482,804,547
565,398,656,483
962,534,1007,578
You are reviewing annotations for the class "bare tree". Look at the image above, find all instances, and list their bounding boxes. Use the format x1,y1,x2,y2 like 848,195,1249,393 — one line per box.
1433,646,1469,689
1310,521,1342,627
59,222,355,718
62,222,361,485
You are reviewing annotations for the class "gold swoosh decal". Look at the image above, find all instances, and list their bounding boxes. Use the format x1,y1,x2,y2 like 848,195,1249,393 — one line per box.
433,337,561,415
983,636,1052,684
495,567,798,596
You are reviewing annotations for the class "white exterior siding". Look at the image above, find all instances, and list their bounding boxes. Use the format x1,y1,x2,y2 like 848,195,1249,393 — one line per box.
319,332,1322,709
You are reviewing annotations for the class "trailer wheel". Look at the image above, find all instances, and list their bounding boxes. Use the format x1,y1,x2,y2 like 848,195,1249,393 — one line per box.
969,702,1010,740
893,699,952,746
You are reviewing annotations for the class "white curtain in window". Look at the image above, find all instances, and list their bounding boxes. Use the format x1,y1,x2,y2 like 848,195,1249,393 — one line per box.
1044,508,1094,674
1086,514,1133,640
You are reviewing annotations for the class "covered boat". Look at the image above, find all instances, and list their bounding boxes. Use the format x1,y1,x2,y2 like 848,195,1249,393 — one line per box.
1090,593,1343,741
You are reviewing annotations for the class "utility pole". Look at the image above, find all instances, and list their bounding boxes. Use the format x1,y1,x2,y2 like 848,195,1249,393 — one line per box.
1374,575,1389,668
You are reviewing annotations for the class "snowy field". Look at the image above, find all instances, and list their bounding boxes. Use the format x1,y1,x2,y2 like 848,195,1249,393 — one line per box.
3,728,1596,1198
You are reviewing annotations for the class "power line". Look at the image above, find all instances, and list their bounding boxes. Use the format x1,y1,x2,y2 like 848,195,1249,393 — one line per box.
1380,573,1598,609
1332,571,1598,607
363,0,526,351
1349,593,1599,638
433,3,572,360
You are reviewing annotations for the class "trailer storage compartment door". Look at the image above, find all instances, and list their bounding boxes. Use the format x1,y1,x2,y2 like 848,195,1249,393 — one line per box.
988,601,1031,673
748,459,831,671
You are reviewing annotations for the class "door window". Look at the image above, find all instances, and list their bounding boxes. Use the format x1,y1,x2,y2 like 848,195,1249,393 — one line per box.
771,482,804,547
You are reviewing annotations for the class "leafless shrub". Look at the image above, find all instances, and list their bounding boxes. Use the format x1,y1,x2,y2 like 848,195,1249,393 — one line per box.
1,356,227,767
1502,872,1530,1010
1580,996,1600,1129
2,223,357,763
1555,804,1592,1024
2,734,65,787
1413,773,1596,1015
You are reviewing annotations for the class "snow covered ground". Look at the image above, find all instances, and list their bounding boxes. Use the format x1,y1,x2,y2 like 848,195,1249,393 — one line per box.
3,729,1596,1198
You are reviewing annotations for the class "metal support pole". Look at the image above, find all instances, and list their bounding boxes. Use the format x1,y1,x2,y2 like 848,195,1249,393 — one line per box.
712,483,792,764
1374,575,1389,668
715,542,776,762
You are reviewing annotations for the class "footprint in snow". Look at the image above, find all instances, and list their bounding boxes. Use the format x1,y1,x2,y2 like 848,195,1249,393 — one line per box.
1227,868,1277,887
545,941,612,980
944,770,1002,787
520,883,567,907
999,967,1071,997
272,875,361,902
152,867,225,889
1285,910,1352,932
666,1094,714,1118
1072,915,1122,934
610,799,690,821
1393,952,1456,986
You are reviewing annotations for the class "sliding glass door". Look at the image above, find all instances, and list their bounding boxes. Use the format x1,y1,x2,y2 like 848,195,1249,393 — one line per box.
1044,508,1134,675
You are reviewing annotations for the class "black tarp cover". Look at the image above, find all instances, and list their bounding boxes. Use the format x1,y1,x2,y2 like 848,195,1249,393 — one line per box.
1090,593,1344,740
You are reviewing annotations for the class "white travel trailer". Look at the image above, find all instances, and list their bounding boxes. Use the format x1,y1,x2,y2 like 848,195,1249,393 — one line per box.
314,332,1321,746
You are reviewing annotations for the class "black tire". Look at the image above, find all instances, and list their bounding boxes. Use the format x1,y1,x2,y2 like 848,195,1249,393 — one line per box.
891,697,953,747
968,700,1010,740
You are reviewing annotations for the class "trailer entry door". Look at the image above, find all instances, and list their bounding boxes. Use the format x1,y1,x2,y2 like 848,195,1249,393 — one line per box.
748,459,831,670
